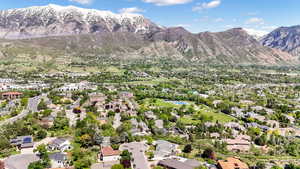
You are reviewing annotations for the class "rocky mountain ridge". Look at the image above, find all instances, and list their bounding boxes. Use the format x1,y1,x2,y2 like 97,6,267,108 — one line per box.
260,25,300,57
0,4,161,39
0,4,297,66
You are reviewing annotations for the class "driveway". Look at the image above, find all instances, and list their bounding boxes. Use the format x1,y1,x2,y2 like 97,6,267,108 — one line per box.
113,113,121,129
120,142,150,169
21,148,34,154
91,161,119,169
4,154,39,169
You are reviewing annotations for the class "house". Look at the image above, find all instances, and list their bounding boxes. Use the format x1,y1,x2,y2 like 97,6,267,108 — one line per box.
210,133,220,138
49,152,69,168
100,146,121,162
154,140,178,160
267,120,280,128
217,157,249,169
223,135,251,152
39,115,55,128
246,123,270,132
145,111,157,119
1,91,22,100
155,120,164,129
10,136,34,149
118,92,134,99
130,118,150,136
158,159,201,169
245,112,266,122
169,127,188,138
224,122,245,131
89,93,106,104
283,114,295,124
48,138,72,152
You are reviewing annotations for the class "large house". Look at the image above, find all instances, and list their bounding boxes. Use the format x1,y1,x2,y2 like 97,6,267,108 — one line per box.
49,152,70,168
154,140,178,160
100,146,121,162
10,135,34,149
158,159,201,169
48,138,72,152
223,135,251,152
1,91,23,100
217,157,249,169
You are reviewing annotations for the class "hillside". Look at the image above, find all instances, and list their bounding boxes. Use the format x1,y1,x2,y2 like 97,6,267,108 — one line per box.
0,5,297,67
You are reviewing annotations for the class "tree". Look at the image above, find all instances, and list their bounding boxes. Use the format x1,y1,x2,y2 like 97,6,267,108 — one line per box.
28,161,44,169
120,150,132,168
202,148,216,160
256,161,266,169
183,144,192,153
0,136,10,150
34,144,50,167
93,132,103,145
285,164,300,169
37,99,47,111
111,164,125,169
73,107,82,114
255,134,268,146
53,116,69,130
153,166,164,169
79,134,93,147
36,130,47,139
271,166,283,169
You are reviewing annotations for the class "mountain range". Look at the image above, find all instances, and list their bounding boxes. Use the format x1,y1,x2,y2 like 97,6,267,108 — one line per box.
260,25,300,57
0,4,299,66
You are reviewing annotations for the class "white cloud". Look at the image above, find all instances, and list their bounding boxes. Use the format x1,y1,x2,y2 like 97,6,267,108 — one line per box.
262,25,277,31
119,7,145,14
193,0,221,11
214,18,224,22
243,28,269,39
69,0,93,5
245,17,265,25
143,0,193,6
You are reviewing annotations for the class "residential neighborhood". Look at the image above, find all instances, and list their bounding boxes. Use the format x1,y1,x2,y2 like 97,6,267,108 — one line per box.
0,65,299,169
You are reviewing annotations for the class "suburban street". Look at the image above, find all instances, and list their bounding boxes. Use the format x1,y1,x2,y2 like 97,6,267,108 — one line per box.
0,95,41,126
4,154,40,169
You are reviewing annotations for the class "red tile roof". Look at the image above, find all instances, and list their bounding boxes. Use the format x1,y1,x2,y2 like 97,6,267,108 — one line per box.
101,146,120,157
218,157,249,169
2,92,23,95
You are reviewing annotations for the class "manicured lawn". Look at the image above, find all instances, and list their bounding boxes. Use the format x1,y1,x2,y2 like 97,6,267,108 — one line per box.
197,105,235,123
142,98,182,108
179,105,235,124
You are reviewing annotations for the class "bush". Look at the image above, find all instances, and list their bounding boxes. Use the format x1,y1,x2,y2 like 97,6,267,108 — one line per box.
183,144,192,153
36,130,47,139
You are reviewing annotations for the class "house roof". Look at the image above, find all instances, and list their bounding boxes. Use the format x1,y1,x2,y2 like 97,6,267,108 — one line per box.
2,91,23,95
51,138,68,146
158,159,195,169
101,146,120,157
49,152,67,161
218,157,249,169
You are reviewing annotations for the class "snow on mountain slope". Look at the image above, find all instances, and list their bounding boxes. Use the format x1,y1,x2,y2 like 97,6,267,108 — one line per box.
0,4,161,39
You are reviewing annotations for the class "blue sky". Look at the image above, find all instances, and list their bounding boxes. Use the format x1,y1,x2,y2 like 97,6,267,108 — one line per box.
1,0,299,34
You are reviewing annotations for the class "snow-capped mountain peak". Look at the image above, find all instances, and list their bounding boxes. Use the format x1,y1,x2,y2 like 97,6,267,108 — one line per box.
0,4,161,39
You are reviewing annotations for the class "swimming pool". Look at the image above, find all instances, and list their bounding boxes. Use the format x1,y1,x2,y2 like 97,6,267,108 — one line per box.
166,100,188,105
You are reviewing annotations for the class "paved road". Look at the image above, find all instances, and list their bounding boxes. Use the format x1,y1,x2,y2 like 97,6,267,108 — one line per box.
120,142,150,169
27,96,41,113
113,113,121,129
4,154,40,169
0,95,41,126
